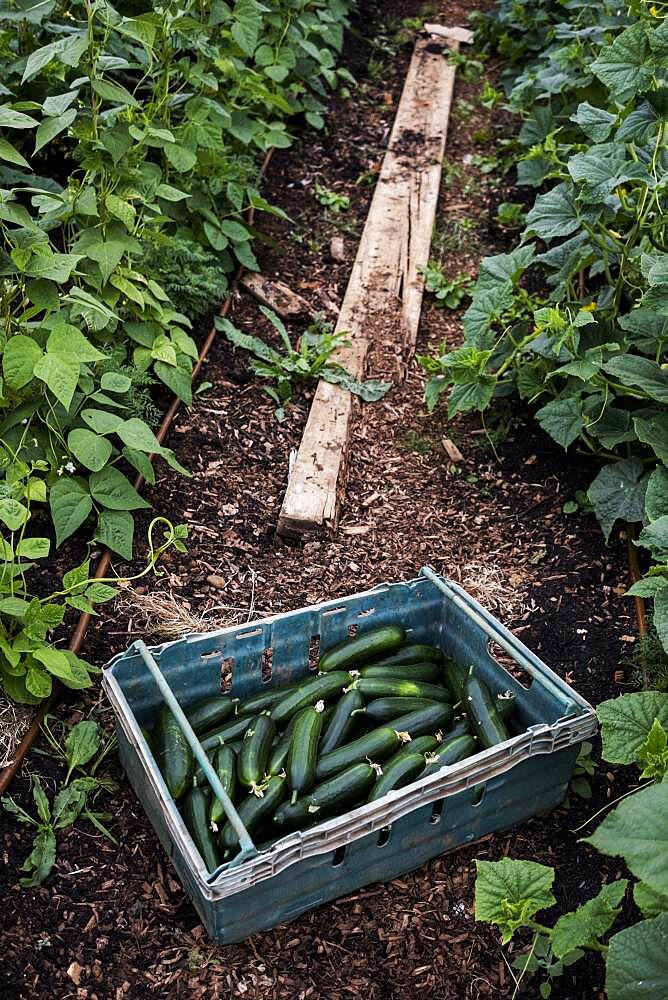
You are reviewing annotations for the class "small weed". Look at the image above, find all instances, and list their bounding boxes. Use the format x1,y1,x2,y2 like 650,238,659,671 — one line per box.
470,152,502,175
472,127,491,144
315,184,349,213
355,169,377,187
454,97,477,119
496,201,526,228
2,717,118,887
562,490,593,516
446,51,486,82
218,308,390,420
400,430,433,455
480,81,503,108
421,264,473,309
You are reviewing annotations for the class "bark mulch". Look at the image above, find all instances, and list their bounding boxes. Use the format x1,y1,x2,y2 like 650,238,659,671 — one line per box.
1,3,640,997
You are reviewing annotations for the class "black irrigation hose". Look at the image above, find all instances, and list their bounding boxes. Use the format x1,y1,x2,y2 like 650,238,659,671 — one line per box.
0,149,275,794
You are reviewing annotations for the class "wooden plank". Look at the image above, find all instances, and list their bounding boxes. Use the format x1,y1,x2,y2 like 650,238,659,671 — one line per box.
276,28,463,539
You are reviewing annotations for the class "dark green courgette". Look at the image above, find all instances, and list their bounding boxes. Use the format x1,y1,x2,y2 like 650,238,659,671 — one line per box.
369,643,444,667
220,775,288,852
154,706,193,801
387,702,453,738
352,677,451,702
270,671,351,726
200,714,255,752
186,694,235,734
383,733,441,768
441,717,470,741
209,744,238,828
359,661,441,682
421,734,477,776
287,705,324,802
319,688,364,754
274,763,377,829
368,752,425,801
317,625,406,672
496,691,517,723
183,786,220,871
266,714,298,775
237,714,275,790
464,675,511,748
236,685,297,717
361,696,441,722
315,726,404,782
443,661,469,703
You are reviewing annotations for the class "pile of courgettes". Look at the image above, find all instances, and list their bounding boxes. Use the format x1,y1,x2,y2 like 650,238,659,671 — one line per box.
147,625,519,870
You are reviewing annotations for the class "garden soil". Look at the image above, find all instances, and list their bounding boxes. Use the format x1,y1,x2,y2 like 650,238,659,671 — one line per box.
1,3,641,997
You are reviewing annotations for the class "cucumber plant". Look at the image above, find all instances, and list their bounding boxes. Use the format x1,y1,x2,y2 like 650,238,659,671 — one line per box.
418,1,668,658
474,690,668,999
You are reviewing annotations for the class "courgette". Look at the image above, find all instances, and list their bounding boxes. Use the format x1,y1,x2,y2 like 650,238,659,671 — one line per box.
361,696,441,722
369,643,443,667
442,661,469,703
154,706,193,801
274,763,377,829
209,744,238,828
384,733,441,768
315,726,403,782
200,714,255,752
421,734,477,776
220,775,288,852
186,694,235,734
183,786,220,871
237,714,275,791
496,691,517,723
368,752,425,801
319,688,364,754
266,714,298,775
352,677,451,702
318,625,406,672
386,702,453,739
270,671,351,726
236,687,292,717
287,704,324,802
359,661,440,682
464,675,511,748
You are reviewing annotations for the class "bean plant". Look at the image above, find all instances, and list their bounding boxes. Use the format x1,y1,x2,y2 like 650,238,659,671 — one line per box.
419,2,668,655
0,0,353,703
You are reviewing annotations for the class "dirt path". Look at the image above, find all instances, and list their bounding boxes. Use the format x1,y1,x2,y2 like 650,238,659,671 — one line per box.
1,3,637,997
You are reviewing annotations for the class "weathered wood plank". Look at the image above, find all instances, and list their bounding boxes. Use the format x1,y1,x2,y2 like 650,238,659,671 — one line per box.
276,27,465,539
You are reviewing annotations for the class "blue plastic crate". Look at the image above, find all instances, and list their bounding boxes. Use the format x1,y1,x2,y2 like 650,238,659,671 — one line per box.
103,570,596,944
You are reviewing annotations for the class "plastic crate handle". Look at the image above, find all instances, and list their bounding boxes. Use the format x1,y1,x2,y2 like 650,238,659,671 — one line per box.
133,640,257,871
419,567,586,714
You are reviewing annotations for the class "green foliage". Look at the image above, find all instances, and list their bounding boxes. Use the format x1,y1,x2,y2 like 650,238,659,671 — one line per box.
218,308,391,419
315,183,350,213
420,264,472,309
496,201,525,228
419,0,668,656
474,689,668,997
0,0,353,704
1,716,117,886
0,517,186,702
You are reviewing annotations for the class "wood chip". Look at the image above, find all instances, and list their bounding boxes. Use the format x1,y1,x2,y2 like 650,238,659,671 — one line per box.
442,438,464,462
329,236,346,262
241,273,312,319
